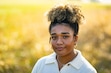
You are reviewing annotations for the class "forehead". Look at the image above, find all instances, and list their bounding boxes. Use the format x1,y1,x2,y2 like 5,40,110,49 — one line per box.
51,24,74,35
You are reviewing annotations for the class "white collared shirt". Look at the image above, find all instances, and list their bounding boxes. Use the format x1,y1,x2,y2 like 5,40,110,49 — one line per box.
32,50,97,73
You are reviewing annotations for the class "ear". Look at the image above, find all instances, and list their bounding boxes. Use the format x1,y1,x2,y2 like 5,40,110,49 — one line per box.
49,37,51,43
74,35,78,42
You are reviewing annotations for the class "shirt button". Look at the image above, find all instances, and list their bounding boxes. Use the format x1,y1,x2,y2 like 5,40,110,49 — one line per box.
67,64,70,66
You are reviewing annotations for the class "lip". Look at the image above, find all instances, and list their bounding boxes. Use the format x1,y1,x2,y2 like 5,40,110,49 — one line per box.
56,47,64,51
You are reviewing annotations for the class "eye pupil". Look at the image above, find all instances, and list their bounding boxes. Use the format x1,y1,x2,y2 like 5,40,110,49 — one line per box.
63,36,66,38
52,36,56,40
63,36,68,39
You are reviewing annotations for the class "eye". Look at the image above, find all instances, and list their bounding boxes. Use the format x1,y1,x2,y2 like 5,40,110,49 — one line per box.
63,36,69,39
51,36,57,40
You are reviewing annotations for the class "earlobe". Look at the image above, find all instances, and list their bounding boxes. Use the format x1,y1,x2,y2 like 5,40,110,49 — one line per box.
73,36,78,48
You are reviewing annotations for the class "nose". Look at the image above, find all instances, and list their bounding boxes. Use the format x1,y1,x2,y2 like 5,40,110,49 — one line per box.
56,37,63,45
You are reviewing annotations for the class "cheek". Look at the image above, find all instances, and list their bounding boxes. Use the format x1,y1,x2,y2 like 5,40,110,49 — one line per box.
65,39,74,47
51,41,56,47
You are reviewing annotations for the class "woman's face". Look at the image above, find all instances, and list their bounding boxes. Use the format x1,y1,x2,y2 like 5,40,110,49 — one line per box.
50,23,78,57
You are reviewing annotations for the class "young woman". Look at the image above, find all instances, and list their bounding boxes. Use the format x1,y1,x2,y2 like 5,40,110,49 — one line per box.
32,4,97,73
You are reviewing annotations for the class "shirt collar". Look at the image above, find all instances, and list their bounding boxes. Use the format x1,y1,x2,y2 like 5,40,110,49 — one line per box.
45,50,83,69
69,50,83,69
45,53,56,64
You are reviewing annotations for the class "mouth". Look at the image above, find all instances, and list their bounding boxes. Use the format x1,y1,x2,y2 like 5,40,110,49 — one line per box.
56,47,64,51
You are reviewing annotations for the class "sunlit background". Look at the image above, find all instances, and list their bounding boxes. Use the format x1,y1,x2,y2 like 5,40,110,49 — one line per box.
0,0,111,73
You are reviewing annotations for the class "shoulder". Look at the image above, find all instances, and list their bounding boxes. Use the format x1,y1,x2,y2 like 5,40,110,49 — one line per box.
81,60,97,73
36,53,56,64
32,53,56,73
75,50,97,73
33,53,55,67
31,56,48,73
81,56,97,73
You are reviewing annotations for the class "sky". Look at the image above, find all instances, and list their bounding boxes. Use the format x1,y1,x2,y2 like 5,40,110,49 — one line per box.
0,0,111,5
99,0,111,4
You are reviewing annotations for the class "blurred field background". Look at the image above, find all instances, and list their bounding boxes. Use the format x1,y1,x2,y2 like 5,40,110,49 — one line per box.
0,0,111,73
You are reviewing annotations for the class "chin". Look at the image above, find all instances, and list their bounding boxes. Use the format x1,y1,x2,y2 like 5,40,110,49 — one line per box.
56,52,67,57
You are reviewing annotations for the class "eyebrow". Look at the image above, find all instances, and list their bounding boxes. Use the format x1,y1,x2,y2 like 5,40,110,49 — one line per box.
51,32,70,35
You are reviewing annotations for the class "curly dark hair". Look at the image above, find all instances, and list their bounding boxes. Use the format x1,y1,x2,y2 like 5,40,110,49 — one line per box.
47,4,84,36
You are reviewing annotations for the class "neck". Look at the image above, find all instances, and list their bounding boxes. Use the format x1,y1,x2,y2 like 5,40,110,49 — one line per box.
57,50,77,65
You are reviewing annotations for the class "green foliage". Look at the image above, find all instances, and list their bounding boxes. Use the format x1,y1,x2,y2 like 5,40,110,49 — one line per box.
0,3,111,73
